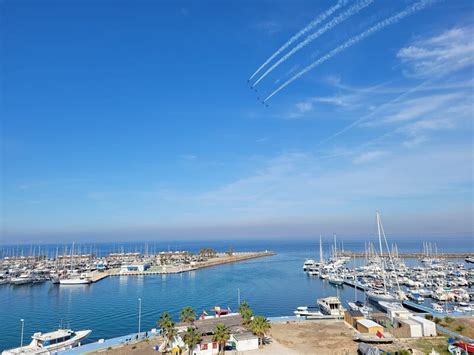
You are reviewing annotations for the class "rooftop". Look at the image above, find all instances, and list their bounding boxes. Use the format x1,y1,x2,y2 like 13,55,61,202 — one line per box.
178,314,246,335
357,319,382,328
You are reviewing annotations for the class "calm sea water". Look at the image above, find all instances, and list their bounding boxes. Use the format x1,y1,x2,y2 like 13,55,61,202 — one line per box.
0,237,472,351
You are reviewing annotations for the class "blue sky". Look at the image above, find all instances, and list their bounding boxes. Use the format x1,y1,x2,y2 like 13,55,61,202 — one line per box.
1,0,473,243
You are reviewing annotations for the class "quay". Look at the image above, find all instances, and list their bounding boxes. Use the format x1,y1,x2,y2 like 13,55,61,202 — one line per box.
339,251,474,259
93,251,275,280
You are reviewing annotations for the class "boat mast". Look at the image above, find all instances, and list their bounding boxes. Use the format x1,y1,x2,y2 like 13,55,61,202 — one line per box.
376,211,387,294
378,213,402,294
319,235,324,264
70,241,75,273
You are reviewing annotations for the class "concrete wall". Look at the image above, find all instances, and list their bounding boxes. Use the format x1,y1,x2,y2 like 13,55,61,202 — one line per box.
235,337,259,351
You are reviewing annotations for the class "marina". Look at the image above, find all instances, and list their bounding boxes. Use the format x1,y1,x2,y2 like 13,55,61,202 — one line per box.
0,237,472,352
0,248,274,286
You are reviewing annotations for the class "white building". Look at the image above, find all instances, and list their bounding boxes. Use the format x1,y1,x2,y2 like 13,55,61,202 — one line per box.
409,315,437,337
120,263,150,273
230,332,259,351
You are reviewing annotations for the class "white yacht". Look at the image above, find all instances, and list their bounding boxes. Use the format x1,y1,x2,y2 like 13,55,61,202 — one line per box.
328,275,344,286
347,301,372,316
317,296,345,317
2,328,91,354
10,273,33,285
60,273,91,285
302,259,316,271
378,301,405,312
366,289,397,303
59,242,92,285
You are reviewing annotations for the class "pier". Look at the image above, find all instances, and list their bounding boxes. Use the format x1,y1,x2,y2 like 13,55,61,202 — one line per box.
92,251,275,281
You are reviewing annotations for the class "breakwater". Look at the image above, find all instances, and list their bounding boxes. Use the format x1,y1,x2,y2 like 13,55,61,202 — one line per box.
339,251,473,259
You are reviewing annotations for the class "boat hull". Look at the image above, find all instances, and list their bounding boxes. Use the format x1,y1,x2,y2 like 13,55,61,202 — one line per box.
59,279,91,285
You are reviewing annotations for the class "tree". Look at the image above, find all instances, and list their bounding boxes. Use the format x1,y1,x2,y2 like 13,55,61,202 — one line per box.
164,323,177,344
199,248,217,258
238,301,253,328
425,314,433,320
158,311,172,330
433,317,441,324
250,316,271,347
158,311,177,350
183,326,202,355
180,307,196,325
213,323,230,355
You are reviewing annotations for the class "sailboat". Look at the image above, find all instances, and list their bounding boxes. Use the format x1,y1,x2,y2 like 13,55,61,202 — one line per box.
306,235,325,275
366,212,402,304
60,242,91,285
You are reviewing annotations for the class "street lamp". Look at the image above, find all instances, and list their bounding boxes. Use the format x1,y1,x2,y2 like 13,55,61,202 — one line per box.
138,298,142,335
20,319,24,347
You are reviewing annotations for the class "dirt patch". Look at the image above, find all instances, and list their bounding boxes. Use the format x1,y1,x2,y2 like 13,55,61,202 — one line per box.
246,320,357,355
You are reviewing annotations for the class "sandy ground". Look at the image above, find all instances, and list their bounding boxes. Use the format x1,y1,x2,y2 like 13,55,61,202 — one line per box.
245,320,357,355
91,337,163,354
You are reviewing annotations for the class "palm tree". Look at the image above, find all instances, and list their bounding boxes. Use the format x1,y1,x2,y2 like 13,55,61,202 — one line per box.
250,316,271,347
158,311,177,351
158,311,172,330
238,301,253,328
213,323,230,355
180,306,196,325
183,326,202,355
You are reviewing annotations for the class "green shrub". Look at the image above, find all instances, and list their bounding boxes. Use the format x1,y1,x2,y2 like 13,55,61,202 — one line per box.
444,316,454,324
425,314,433,320
456,324,465,332
433,317,441,324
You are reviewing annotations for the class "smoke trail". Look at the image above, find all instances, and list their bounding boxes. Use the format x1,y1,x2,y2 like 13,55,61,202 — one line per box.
264,0,435,102
248,0,347,82
252,0,374,87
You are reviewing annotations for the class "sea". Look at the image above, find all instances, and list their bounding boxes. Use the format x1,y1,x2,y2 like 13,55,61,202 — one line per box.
0,236,472,351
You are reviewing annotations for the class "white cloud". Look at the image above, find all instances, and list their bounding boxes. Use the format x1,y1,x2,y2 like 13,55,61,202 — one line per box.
353,150,388,164
193,144,472,219
380,93,463,124
397,27,474,78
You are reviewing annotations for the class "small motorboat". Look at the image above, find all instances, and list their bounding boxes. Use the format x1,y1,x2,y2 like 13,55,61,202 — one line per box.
453,342,474,353
354,332,395,343
293,306,324,318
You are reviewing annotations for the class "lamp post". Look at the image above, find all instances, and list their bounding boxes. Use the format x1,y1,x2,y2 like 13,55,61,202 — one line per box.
138,298,142,335
237,288,240,306
20,319,24,347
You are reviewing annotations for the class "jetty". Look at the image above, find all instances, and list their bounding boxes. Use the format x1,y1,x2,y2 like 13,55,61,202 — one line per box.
107,251,274,277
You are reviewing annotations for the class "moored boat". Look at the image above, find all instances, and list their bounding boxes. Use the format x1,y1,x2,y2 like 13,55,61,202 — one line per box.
317,296,345,317
1,328,91,354
10,273,33,285
354,332,395,343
